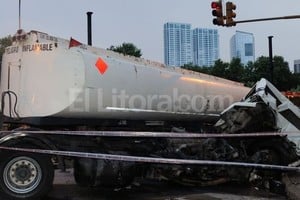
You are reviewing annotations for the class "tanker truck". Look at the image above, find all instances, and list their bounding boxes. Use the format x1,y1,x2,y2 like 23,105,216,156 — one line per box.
0,29,299,200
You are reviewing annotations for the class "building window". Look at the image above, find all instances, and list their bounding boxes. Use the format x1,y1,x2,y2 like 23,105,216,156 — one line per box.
244,43,253,56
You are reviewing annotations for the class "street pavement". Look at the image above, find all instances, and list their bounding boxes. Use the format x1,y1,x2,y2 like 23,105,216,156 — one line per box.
46,170,286,200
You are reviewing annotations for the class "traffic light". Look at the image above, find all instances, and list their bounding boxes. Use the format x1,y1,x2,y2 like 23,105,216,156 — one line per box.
226,2,236,26
211,1,224,26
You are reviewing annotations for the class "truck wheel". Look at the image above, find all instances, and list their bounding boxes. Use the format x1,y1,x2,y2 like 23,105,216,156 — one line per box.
0,152,54,200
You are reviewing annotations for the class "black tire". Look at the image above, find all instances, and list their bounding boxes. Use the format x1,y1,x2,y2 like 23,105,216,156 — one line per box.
0,152,54,200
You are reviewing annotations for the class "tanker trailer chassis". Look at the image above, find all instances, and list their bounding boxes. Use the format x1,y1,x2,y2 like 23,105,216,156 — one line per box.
0,79,299,200
0,130,299,200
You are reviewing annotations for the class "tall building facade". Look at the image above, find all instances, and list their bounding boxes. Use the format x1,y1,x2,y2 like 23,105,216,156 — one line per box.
230,31,255,65
294,60,300,73
193,28,219,66
164,22,193,67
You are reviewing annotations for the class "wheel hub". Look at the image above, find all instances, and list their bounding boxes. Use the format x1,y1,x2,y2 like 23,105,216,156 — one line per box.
10,160,37,186
3,156,42,194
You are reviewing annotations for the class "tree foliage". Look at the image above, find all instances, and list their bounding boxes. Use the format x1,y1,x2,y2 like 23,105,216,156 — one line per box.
0,36,12,65
227,58,244,82
290,73,300,91
182,63,211,74
108,43,142,58
210,59,228,79
181,56,300,91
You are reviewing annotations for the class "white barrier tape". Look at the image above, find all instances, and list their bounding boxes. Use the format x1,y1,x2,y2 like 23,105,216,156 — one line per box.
0,130,293,138
0,146,299,172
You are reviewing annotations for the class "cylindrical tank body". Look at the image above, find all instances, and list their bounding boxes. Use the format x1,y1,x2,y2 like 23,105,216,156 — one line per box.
0,30,250,123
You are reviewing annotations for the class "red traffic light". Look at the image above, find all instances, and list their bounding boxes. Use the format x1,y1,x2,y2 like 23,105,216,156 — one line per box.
211,1,224,26
211,1,223,17
211,2,221,9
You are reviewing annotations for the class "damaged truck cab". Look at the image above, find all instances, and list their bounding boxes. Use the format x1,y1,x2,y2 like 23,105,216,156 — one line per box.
216,78,300,154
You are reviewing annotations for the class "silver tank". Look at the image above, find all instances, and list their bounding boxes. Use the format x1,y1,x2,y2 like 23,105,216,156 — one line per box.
0,30,249,122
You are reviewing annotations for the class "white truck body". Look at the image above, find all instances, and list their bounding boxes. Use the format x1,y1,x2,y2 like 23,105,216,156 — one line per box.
0,30,249,123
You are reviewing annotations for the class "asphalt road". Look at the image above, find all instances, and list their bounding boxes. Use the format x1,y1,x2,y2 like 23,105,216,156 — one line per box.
46,170,287,200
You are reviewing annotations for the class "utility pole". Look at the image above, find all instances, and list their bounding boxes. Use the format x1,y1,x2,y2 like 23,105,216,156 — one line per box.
87,12,93,46
18,0,21,30
268,36,274,83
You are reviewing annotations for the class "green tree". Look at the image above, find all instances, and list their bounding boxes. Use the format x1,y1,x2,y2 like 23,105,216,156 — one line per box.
244,56,293,91
250,56,270,81
291,85,300,92
290,73,300,91
108,43,142,57
181,63,211,74
181,56,296,91
0,36,12,65
272,56,293,91
242,61,256,87
227,58,244,82
210,59,228,78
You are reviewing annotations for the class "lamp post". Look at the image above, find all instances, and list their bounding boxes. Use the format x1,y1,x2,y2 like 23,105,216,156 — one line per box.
268,36,274,83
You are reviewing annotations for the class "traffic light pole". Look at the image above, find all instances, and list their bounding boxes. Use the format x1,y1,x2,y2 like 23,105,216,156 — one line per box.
230,14,300,26
268,36,274,84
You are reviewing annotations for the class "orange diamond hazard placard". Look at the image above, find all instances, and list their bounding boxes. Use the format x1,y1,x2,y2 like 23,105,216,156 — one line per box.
95,57,108,75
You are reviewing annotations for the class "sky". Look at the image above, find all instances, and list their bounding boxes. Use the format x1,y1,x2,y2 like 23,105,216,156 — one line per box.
1,0,300,71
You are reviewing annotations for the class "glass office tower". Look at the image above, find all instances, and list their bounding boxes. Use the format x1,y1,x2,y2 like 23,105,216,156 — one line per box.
164,22,193,67
193,28,219,67
230,31,255,65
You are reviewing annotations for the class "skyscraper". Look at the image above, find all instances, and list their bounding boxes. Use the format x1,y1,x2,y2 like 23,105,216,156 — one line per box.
230,31,255,65
193,28,219,67
164,22,193,67
294,60,300,74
